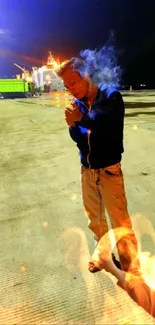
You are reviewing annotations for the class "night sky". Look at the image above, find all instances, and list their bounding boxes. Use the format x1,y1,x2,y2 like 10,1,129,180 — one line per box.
0,0,155,87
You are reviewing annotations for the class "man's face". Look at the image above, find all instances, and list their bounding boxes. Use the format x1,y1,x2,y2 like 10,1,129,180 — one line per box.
62,68,90,100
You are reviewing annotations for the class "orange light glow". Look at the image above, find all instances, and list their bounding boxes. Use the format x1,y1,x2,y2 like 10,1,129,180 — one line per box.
20,265,27,272
47,51,66,71
140,252,155,290
43,221,49,228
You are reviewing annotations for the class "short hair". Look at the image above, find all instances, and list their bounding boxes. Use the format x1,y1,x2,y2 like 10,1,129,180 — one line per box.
56,57,87,78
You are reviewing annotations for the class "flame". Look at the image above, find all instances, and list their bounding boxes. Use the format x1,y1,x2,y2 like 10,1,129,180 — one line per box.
140,252,155,290
1,222,155,322
91,221,155,317
0,49,67,83
46,51,66,71
60,224,155,318
94,224,155,290
131,213,155,291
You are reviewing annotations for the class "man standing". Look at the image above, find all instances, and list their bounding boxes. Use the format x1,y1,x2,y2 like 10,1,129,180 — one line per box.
56,57,140,274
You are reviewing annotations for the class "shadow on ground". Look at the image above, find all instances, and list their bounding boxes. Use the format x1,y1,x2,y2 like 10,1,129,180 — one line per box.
125,111,155,118
125,102,155,109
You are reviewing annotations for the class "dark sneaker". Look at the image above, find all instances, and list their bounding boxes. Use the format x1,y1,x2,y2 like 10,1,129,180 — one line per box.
112,253,122,270
88,254,122,273
88,261,101,273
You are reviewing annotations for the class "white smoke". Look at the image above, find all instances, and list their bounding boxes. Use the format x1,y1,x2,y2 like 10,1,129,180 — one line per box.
79,46,121,88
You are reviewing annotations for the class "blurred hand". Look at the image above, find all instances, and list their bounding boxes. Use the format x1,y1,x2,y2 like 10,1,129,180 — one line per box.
65,108,76,126
65,104,83,127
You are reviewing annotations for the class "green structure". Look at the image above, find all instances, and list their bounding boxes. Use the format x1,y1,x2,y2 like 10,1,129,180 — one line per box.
0,79,31,99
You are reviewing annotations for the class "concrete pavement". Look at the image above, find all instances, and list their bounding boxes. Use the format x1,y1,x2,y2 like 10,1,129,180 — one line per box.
0,92,155,324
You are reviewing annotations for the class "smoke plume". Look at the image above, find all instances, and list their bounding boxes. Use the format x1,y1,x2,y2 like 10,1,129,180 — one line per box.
79,46,121,88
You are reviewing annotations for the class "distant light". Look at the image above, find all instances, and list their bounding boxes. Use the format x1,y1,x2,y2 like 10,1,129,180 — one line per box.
70,194,77,201
132,125,138,130
43,221,49,228
20,265,27,272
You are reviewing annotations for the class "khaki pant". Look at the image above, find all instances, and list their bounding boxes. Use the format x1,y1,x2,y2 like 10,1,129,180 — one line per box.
81,162,140,273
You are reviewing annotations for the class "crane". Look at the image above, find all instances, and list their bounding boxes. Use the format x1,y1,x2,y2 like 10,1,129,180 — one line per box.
13,63,32,82
13,63,25,72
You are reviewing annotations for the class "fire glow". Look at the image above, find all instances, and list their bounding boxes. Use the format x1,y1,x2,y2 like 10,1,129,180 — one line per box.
61,214,155,319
